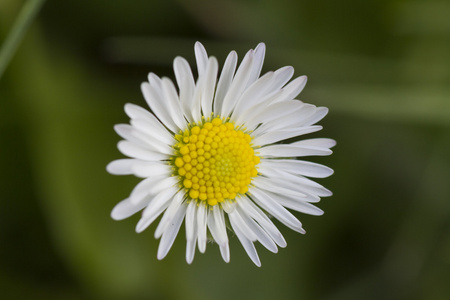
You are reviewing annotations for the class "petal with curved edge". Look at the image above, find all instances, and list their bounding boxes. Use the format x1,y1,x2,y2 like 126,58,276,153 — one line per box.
141,187,178,220
221,50,254,118
154,191,185,238
140,82,178,133
236,205,278,253
231,72,276,122
194,42,208,77
201,57,218,118
157,203,187,260
214,50,237,115
258,143,333,158
130,119,175,147
161,77,187,130
251,103,316,134
237,196,287,247
265,191,324,216
219,243,230,263
242,99,307,131
229,210,261,267
250,187,305,234
252,126,322,146
185,201,198,264
111,198,149,220
271,75,308,104
196,202,208,253
117,141,167,161
253,176,307,199
106,159,137,175
173,56,195,123
259,167,332,197
245,42,266,88
259,159,334,178
131,162,172,178
271,66,294,90
207,205,228,247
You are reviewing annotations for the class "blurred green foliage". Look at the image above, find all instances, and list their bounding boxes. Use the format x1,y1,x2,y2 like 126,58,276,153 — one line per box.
1,0,449,299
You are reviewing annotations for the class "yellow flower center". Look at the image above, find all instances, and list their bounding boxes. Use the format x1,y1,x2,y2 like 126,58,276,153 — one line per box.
174,117,260,206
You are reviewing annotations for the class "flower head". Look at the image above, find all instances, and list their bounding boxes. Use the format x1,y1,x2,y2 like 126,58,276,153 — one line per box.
107,42,335,266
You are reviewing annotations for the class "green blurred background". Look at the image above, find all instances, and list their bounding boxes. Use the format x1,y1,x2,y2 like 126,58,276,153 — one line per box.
1,0,449,299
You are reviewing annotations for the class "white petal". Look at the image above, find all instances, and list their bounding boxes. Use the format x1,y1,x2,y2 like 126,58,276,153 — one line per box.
129,176,177,204
236,205,278,253
258,143,333,158
111,197,149,220
185,201,197,241
114,124,147,148
124,103,152,120
219,243,230,263
292,138,337,149
271,75,308,103
299,106,329,126
132,126,174,155
127,115,175,147
157,202,187,260
201,57,218,118
242,99,306,131
117,141,167,161
194,42,208,77
228,209,257,241
252,126,322,146
131,162,172,178
186,239,196,264
207,205,228,246
161,77,187,130
266,191,324,216
191,71,205,123
271,66,294,90
230,67,294,127
148,73,164,95
214,51,238,115
154,191,185,238
185,201,198,264
173,56,195,123
221,50,254,118
142,187,177,218
260,106,326,132
106,159,138,175
136,187,179,232
245,42,266,88
259,159,334,178
253,176,307,199
258,167,332,197
140,82,178,133
232,88,282,129
231,72,276,122
249,187,305,234
253,103,316,134
196,202,208,253
221,200,237,214
115,124,173,155
135,200,169,233
229,211,261,267
237,196,287,247
287,173,333,197
185,201,197,264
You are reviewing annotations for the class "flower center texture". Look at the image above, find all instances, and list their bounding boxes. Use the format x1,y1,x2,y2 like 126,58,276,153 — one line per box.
173,117,260,206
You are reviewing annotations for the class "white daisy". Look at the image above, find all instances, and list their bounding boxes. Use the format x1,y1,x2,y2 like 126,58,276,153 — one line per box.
107,42,335,266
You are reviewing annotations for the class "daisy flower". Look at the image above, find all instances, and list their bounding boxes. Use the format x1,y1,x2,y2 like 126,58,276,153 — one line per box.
107,42,335,266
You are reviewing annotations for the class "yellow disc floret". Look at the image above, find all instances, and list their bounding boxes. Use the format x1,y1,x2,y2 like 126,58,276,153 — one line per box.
173,117,259,206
